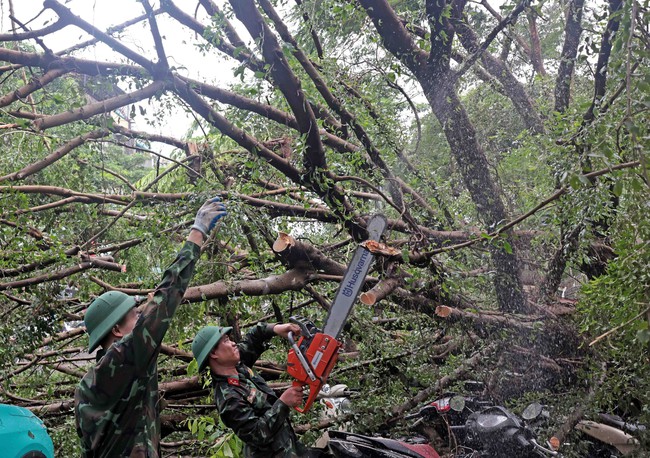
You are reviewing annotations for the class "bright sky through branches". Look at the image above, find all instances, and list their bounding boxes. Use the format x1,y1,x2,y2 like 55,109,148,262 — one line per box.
1,0,235,144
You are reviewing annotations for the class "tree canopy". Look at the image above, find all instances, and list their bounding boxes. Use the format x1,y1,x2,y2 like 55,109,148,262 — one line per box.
0,0,648,456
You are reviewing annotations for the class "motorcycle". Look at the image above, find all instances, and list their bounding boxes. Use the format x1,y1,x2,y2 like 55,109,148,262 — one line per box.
312,384,441,457
573,415,642,457
313,382,645,457
323,431,441,458
513,400,646,457
404,394,559,457
522,403,646,458
310,389,558,457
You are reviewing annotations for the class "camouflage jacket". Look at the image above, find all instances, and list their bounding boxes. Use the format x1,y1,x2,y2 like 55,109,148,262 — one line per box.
212,323,304,458
75,241,200,458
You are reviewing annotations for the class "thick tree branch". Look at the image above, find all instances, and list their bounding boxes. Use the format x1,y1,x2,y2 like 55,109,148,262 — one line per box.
294,0,324,59
455,17,544,134
555,0,585,112
161,0,265,73
583,0,623,123
43,0,157,73
454,0,531,79
259,0,421,230
170,75,303,184
0,47,148,79
272,232,347,274
426,0,457,70
229,0,327,172
141,0,169,73
56,10,159,57
526,9,547,76
0,256,124,291
0,245,80,278
171,74,361,238
357,0,429,79
101,267,314,301
33,80,166,131
0,18,66,42
0,67,68,108
387,346,492,421
179,75,358,154
0,130,110,182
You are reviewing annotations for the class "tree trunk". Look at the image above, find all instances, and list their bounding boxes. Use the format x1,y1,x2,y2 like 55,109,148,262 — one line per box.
422,77,527,313
554,0,585,112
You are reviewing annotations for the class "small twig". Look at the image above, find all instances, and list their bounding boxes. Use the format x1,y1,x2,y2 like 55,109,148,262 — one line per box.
424,160,641,256
334,175,402,214
589,304,650,346
80,199,139,250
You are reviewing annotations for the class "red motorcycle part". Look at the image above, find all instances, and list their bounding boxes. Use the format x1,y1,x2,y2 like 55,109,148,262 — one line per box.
401,443,440,458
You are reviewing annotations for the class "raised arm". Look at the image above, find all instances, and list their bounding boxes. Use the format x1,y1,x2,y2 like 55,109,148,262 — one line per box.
130,197,227,371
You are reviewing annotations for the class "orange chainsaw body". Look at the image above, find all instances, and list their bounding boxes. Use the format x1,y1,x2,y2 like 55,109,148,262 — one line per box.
285,214,387,413
287,332,342,413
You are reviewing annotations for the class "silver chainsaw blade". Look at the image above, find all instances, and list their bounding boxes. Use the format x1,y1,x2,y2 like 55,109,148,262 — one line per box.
323,214,388,339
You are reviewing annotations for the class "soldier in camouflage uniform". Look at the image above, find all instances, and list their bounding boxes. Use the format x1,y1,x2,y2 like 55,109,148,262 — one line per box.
192,322,307,457
74,197,227,458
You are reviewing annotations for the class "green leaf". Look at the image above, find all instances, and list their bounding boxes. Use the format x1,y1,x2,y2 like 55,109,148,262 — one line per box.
569,175,582,189
401,247,410,262
187,358,198,376
578,174,591,186
636,329,650,345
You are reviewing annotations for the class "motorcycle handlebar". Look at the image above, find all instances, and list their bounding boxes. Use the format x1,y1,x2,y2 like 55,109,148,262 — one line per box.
515,432,531,449
512,430,560,457
404,404,441,421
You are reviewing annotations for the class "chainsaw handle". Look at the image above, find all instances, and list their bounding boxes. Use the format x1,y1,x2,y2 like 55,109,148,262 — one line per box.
288,332,317,381
286,332,342,413
288,332,321,413
289,316,317,340
292,379,322,413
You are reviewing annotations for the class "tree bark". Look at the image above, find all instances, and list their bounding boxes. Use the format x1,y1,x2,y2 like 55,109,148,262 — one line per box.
583,0,623,123
359,0,528,313
554,0,585,112
455,19,544,134
527,10,547,76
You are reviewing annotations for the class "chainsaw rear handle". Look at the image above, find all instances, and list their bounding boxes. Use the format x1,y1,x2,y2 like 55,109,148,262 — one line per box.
292,379,322,413
287,331,320,413
286,332,342,413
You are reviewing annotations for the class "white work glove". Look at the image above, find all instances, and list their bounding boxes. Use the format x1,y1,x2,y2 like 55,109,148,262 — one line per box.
191,197,227,237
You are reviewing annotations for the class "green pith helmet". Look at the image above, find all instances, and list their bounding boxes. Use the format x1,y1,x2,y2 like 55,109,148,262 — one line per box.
192,325,232,371
84,291,136,352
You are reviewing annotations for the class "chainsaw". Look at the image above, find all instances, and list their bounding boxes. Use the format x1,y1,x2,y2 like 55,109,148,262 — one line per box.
286,214,388,413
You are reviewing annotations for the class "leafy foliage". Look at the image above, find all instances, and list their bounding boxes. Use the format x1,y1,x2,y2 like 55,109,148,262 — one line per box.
0,0,648,456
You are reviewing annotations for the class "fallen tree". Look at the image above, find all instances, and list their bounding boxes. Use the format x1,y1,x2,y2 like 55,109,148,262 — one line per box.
0,0,648,456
